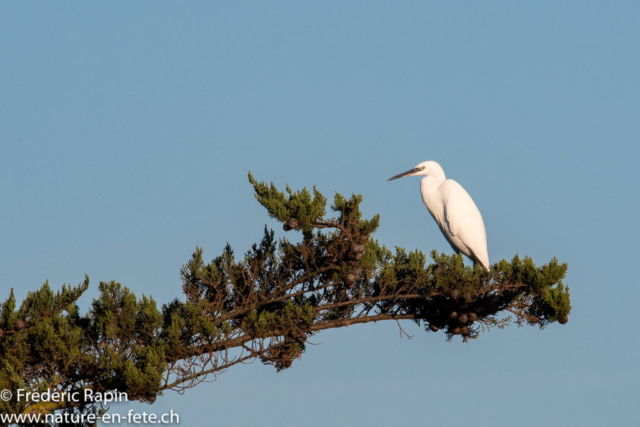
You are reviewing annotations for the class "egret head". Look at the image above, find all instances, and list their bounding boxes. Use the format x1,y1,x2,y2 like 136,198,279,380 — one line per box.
387,161,444,181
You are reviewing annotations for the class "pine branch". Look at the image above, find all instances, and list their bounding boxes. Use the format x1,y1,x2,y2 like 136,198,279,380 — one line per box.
0,175,571,425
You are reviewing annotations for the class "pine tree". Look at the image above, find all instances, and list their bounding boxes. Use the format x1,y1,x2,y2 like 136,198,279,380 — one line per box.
0,174,571,426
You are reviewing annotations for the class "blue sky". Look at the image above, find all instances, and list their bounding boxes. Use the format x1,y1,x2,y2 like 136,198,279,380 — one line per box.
1,2,639,426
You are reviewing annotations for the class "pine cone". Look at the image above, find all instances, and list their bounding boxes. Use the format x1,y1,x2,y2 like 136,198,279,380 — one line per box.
351,243,366,254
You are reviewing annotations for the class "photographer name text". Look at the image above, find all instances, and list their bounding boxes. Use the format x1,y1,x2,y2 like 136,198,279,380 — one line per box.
16,388,127,403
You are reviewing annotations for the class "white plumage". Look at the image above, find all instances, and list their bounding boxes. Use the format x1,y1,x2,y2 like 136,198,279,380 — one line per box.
388,160,489,271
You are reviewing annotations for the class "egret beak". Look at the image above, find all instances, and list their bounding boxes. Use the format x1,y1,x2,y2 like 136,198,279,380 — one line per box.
387,167,422,181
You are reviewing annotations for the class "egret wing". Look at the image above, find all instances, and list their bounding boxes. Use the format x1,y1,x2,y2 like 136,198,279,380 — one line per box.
441,180,489,268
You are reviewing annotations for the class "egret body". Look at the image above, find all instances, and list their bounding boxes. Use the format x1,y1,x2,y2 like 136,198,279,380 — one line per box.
388,161,490,271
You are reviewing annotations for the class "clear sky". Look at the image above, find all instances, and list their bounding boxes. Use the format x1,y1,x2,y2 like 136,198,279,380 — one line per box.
2,2,639,426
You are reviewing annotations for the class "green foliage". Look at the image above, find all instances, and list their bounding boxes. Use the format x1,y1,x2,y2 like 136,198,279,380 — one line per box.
0,174,571,425
331,192,380,235
242,301,315,337
248,171,327,232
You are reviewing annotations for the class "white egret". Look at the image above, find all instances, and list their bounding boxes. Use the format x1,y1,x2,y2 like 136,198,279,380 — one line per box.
388,161,490,271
